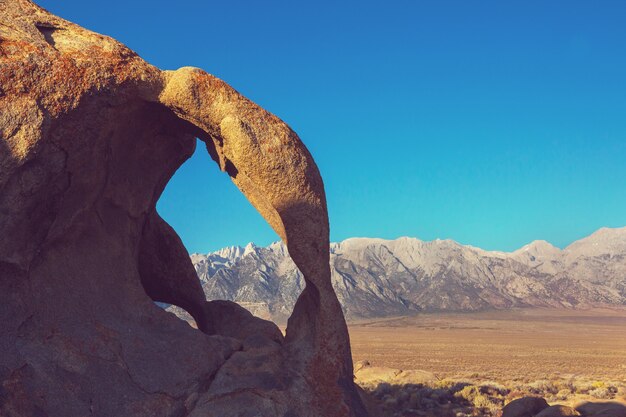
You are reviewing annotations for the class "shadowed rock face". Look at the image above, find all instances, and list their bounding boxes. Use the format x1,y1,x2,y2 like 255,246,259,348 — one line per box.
0,1,367,416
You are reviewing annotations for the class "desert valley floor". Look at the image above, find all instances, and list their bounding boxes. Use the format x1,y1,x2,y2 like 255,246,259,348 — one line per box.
171,306,626,415
349,308,626,381
347,308,626,416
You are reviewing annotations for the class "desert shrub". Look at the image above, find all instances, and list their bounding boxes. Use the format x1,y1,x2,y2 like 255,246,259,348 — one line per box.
556,388,571,400
455,385,480,403
373,382,393,397
433,379,456,390
407,391,421,409
505,390,529,402
573,380,594,394
383,396,398,408
508,382,534,396
552,378,576,393
473,394,492,408
528,379,558,395
592,380,606,389
473,394,501,413
589,387,612,399
479,381,509,396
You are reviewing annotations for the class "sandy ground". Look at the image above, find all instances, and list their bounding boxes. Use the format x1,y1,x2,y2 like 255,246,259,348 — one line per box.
348,308,626,382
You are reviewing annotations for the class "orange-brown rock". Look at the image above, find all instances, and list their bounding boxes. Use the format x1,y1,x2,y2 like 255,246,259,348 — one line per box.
0,1,367,416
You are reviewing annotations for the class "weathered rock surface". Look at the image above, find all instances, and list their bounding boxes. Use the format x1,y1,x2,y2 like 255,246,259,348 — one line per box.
502,396,550,417
502,398,626,417
534,405,580,417
576,401,626,417
0,1,366,416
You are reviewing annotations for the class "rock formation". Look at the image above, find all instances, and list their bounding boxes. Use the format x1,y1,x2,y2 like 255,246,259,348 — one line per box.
503,397,550,417
576,401,626,417
534,405,580,417
502,398,626,417
0,1,367,416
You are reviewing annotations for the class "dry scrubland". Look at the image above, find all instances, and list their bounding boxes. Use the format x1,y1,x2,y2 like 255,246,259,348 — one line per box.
349,308,626,416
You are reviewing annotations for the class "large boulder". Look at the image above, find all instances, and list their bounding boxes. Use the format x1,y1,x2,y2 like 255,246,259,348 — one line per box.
576,401,626,417
502,397,550,417
535,405,580,417
0,1,367,416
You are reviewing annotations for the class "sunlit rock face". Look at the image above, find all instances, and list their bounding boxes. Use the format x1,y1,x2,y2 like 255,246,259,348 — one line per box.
0,1,367,416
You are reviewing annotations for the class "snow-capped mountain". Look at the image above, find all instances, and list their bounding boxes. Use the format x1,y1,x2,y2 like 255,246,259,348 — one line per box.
183,227,626,321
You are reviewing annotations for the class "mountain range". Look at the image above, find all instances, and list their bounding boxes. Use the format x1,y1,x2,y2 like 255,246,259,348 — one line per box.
172,227,626,322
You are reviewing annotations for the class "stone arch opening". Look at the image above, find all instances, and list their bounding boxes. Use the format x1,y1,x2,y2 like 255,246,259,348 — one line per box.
153,136,282,332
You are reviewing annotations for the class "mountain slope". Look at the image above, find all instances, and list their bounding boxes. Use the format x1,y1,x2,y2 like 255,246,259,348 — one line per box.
181,227,626,321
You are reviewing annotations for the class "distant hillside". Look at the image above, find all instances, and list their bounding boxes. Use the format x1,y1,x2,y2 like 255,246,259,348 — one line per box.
173,227,626,322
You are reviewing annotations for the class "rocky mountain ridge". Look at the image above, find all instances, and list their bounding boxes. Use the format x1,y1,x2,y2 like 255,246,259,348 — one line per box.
183,227,626,321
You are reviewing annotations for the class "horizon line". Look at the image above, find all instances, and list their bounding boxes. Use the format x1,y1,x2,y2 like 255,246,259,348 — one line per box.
189,225,626,256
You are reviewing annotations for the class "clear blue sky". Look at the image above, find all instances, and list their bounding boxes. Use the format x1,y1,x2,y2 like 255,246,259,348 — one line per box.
40,1,626,253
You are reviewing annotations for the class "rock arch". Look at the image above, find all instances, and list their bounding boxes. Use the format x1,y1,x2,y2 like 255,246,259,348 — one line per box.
0,1,368,416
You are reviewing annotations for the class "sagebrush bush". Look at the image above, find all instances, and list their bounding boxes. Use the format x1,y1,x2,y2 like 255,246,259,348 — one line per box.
556,389,571,400
433,379,456,390
573,381,593,394
473,394,501,413
589,387,611,399
553,378,575,393
505,390,528,403
479,381,509,396
473,394,492,408
455,385,480,403
528,379,558,394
